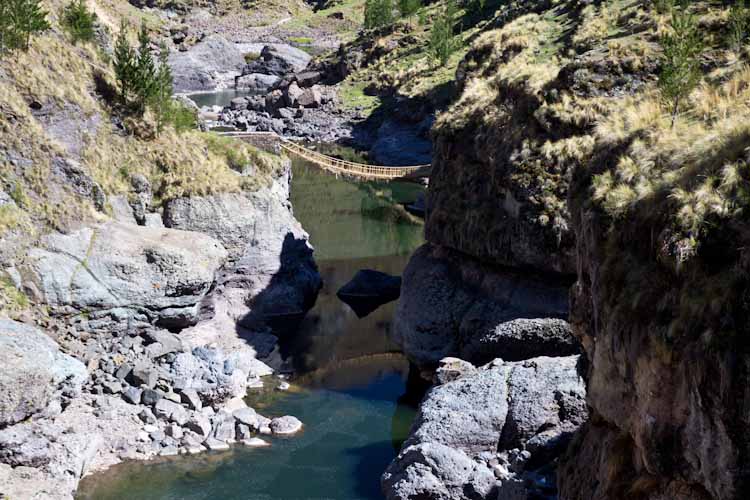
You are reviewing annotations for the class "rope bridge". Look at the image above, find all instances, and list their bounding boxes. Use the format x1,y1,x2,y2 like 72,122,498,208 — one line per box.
218,131,430,181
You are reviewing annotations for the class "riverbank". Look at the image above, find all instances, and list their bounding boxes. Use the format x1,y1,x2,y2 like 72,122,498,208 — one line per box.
75,157,427,499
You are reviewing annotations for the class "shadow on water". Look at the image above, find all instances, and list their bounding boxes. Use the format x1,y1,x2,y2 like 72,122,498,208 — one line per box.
77,152,428,500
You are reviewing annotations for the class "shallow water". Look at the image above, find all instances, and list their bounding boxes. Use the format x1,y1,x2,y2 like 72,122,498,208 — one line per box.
187,89,260,108
77,157,425,500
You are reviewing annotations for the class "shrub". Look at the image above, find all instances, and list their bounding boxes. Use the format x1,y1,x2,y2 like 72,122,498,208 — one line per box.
113,22,137,103
364,0,394,30
465,0,485,17
62,0,97,44
659,1,702,127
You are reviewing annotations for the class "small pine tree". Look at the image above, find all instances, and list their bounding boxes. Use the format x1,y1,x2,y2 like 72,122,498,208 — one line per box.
428,0,458,66
0,1,12,53
659,1,703,127
62,0,97,44
364,0,394,30
113,22,137,103
398,0,421,21
133,23,157,113
7,0,50,51
728,0,750,54
151,42,174,135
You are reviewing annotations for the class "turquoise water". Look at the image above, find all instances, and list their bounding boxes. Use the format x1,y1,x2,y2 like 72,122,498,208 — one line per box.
77,157,425,500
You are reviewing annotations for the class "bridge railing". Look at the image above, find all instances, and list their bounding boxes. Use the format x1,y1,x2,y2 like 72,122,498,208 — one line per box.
217,131,430,180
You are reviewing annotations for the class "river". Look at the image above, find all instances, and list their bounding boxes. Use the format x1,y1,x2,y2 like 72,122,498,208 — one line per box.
76,156,426,499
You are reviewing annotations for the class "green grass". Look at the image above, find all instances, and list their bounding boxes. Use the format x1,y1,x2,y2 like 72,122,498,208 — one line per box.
339,81,381,115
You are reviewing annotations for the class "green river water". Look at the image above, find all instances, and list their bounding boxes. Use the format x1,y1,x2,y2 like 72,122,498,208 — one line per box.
76,158,426,500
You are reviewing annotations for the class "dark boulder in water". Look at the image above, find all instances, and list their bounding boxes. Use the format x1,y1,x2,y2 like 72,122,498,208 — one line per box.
337,270,402,318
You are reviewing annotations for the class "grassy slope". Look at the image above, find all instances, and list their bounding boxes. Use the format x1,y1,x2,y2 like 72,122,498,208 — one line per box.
0,0,284,316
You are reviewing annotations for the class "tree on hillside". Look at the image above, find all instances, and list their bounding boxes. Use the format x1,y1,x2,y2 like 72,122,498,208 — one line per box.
428,0,459,66
134,23,157,113
1,0,50,52
62,0,97,45
151,42,174,135
465,0,486,17
398,0,421,22
364,0,394,30
114,22,137,103
659,0,703,127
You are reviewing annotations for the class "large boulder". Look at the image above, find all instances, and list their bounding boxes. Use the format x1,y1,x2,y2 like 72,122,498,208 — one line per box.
382,356,587,500
168,35,246,92
336,269,401,318
242,44,312,77
0,320,87,427
21,221,227,329
393,243,576,369
234,73,281,92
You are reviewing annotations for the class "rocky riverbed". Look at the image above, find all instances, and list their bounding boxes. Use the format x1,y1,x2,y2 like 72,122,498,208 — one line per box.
0,159,321,499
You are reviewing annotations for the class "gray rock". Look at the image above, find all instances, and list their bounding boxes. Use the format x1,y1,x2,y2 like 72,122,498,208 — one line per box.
204,437,230,451
165,423,184,440
284,82,304,107
114,363,132,381
139,408,157,424
141,389,163,406
295,71,322,88
297,87,322,108
168,35,246,92
186,416,212,439
462,318,580,367
0,320,87,427
270,416,302,435
212,411,236,441
100,381,122,394
382,356,587,500
154,399,186,424
162,189,321,328
22,221,227,329
393,243,573,369
233,407,259,428
230,97,249,111
242,44,311,77
236,424,252,440
180,388,202,410
433,357,477,385
123,387,142,405
235,73,281,91
132,365,158,389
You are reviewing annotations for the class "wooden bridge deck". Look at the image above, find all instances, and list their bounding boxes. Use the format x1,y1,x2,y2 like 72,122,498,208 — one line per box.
218,131,430,181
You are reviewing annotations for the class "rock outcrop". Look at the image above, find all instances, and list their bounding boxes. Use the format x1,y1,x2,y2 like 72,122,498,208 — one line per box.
393,243,577,369
162,166,321,337
556,159,750,499
382,356,587,500
0,320,87,427
20,221,228,331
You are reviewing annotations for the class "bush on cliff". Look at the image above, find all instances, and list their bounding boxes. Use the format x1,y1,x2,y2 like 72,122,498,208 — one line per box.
0,0,49,53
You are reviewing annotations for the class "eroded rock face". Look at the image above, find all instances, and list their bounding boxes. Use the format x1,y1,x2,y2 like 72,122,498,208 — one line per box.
162,170,321,330
393,243,577,369
0,320,87,427
557,179,750,499
21,221,227,329
383,356,587,500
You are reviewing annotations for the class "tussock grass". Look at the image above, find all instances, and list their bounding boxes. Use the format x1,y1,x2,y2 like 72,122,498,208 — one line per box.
591,65,750,260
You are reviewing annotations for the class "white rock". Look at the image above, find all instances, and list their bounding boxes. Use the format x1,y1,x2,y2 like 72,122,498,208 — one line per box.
242,437,270,448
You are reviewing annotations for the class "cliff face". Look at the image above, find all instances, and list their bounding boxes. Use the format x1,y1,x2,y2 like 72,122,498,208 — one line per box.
391,0,750,498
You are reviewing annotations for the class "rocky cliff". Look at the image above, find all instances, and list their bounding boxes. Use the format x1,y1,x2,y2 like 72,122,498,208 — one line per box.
387,0,750,498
